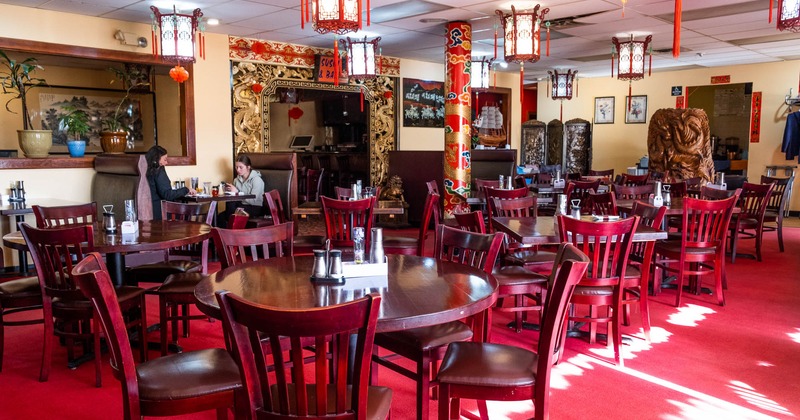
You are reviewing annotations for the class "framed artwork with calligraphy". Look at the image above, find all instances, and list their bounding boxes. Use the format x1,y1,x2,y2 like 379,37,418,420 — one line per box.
402,78,445,127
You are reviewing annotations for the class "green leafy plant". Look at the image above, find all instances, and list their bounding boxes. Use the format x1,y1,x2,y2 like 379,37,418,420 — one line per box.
0,50,47,130
58,105,90,141
102,65,150,132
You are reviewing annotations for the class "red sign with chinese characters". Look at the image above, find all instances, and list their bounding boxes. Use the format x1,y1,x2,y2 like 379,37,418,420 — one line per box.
711,75,730,84
676,96,685,109
750,91,762,143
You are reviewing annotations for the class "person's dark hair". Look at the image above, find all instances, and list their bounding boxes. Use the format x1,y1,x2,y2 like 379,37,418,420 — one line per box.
146,145,168,177
236,154,252,167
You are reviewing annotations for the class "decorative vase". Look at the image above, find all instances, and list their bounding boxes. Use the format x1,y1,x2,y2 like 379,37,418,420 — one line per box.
67,140,86,157
100,131,127,154
17,130,53,158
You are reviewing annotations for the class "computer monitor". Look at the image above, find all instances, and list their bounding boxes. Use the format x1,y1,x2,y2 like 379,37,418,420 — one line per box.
289,135,314,151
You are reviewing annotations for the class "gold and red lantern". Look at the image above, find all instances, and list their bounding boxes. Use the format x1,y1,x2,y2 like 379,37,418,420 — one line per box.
301,0,370,34
548,69,577,121
496,4,549,112
471,58,493,92
341,36,381,79
776,0,800,31
151,6,204,62
612,34,652,110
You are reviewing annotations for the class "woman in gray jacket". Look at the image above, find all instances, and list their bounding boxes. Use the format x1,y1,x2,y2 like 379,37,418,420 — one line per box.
219,154,265,227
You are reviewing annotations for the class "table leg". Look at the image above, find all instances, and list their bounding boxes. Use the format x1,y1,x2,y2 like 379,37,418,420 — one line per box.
14,215,30,275
105,252,126,287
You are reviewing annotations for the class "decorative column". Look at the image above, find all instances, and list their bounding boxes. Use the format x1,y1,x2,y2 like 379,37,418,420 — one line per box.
443,21,472,217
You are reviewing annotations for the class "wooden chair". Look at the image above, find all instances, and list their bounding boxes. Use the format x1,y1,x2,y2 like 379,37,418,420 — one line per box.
436,243,590,420
228,213,250,230
653,194,739,306
20,223,147,386
300,168,325,203
625,202,667,342
514,175,528,189
320,196,376,251
0,274,43,373
383,192,439,256
33,202,97,227
620,173,650,186
613,184,652,201
212,222,294,268
760,175,792,252
72,253,245,419
564,179,601,213
484,186,529,232
372,225,503,420
264,189,325,255
662,181,688,198
558,215,639,366
128,201,216,354
474,178,501,193
333,185,353,200
426,180,440,195
587,191,618,216
216,290,391,419
700,185,737,200
534,172,552,184
589,168,614,179
452,210,486,233
729,182,774,263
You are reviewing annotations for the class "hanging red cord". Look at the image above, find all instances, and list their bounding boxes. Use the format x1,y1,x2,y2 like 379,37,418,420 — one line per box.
611,46,615,78
628,82,632,112
649,46,653,76
300,0,304,28
367,0,371,26
673,0,682,58
769,0,774,23
151,30,156,56
357,0,362,30
360,89,364,112
307,0,311,24
546,23,550,56
493,26,498,60
334,37,340,87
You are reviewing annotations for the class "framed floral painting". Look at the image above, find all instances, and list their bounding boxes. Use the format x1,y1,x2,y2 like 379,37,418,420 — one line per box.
594,97,614,124
625,95,648,124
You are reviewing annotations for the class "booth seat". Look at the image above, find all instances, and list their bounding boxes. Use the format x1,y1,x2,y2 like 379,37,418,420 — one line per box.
92,154,153,222
239,152,298,227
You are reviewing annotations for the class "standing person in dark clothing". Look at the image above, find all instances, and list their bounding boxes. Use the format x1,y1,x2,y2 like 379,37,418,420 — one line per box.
145,145,194,220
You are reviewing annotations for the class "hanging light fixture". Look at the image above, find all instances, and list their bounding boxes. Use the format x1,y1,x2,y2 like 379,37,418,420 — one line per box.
471,58,493,92
612,34,652,110
495,4,550,118
302,0,370,34
776,0,800,31
548,69,577,121
341,36,381,79
151,6,205,83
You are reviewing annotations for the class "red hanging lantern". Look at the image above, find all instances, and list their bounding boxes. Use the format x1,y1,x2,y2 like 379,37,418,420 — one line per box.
495,5,549,64
612,35,652,110
169,65,190,83
340,36,381,79
777,0,800,31
151,6,205,62
304,0,369,34
549,69,577,121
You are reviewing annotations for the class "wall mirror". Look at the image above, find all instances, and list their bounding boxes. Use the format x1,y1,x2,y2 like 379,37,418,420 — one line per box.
0,37,195,169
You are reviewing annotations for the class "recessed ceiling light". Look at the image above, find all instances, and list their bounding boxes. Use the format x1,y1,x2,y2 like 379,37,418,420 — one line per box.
207,18,219,25
419,18,447,23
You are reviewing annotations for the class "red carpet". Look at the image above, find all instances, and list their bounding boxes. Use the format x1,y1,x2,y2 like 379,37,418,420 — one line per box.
1,227,799,419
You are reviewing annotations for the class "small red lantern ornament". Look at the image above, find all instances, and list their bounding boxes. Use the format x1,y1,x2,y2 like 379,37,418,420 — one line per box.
612,34,652,110
169,65,190,83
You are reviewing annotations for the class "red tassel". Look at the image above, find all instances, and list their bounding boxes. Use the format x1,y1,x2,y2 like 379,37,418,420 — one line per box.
367,0,371,26
300,0,305,29
151,30,156,56
611,48,615,78
307,0,311,22
673,0,681,58
360,90,364,112
546,26,550,56
201,33,205,60
520,65,524,105
334,38,340,87
357,0,362,30
628,83,632,112
769,0,773,23
649,49,652,76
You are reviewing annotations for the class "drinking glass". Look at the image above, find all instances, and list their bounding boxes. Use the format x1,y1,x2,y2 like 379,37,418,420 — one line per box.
203,182,211,195
352,227,365,264
190,177,199,190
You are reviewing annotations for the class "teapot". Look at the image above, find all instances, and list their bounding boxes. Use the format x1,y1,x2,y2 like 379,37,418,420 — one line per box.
103,205,116,233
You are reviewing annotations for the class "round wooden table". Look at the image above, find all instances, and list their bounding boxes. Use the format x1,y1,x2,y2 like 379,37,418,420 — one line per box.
4,220,211,286
194,254,498,333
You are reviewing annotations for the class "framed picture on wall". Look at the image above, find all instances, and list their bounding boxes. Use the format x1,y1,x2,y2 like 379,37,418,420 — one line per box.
402,78,445,127
594,96,615,124
625,95,648,124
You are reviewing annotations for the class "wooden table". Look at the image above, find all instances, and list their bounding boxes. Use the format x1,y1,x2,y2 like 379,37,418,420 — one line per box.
292,201,405,217
4,220,211,286
0,198,81,273
194,254,498,334
616,197,741,217
492,215,668,245
181,193,255,226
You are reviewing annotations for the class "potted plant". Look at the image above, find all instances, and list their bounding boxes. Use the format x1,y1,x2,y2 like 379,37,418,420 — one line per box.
58,104,90,157
0,50,51,158
100,65,150,153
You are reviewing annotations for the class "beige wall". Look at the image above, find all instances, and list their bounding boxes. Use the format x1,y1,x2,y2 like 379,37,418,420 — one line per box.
536,60,800,210
398,59,522,151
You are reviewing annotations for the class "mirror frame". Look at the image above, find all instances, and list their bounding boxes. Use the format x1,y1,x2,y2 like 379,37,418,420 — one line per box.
0,37,196,169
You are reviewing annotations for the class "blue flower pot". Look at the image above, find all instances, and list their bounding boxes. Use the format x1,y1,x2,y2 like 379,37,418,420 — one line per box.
67,140,86,157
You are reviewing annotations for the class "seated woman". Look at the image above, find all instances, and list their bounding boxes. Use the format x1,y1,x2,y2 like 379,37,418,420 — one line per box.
146,145,194,220
218,154,266,228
